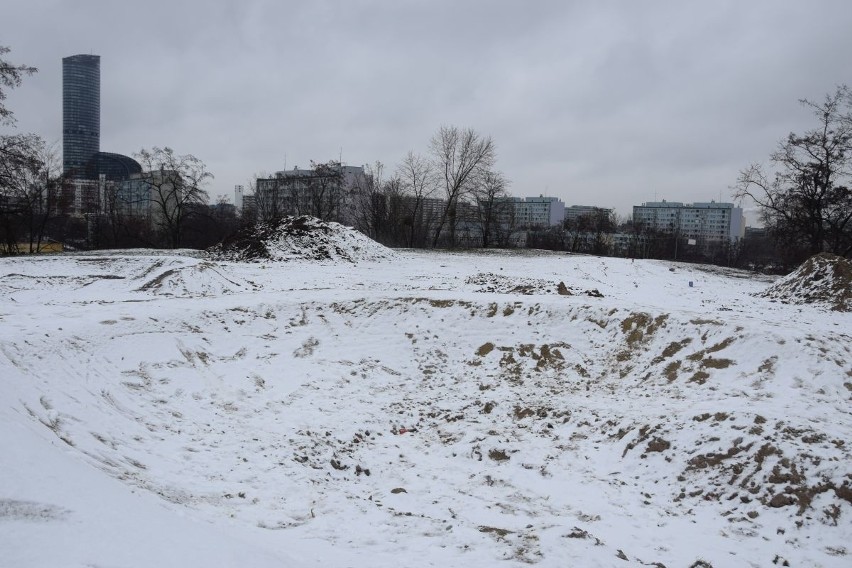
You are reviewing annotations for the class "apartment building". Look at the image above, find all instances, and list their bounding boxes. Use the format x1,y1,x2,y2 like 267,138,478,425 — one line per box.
498,196,565,228
632,200,745,242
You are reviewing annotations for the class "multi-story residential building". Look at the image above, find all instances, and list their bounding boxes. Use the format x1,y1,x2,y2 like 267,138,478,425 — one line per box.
632,200,745,243
522,196,565,227
67,177,105,216
241,194,257,220
564,205,614,223
498,196,565,228
254,164,367,224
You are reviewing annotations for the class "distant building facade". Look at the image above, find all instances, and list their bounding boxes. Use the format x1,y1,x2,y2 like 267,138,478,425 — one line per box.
632,200,745,243
499,196,565,228
61,153,143,217
62,54,139,189
564,205,613,223
115,169,187,225
63,54,101,178
86,151,142,182
66,178,105,216
254,164,367,224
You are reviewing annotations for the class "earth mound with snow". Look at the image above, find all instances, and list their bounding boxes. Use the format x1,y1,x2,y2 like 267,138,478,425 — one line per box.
208,216,396,263
465,272,603,297
759,253,852,311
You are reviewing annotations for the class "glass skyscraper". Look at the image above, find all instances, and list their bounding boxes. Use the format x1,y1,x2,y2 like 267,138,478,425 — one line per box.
63,54,100,178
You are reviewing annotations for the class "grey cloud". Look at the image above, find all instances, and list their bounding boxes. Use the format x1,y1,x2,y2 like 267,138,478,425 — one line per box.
3,0,852,221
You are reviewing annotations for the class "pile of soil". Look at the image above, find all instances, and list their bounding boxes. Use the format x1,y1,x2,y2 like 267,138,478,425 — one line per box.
759,253,852,311
208,216,396,263
465,272,558,295
465,272,603,297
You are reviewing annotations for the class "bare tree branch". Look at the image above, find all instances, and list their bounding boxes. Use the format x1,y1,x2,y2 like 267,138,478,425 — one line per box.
134,147,213,248
0,46,37,126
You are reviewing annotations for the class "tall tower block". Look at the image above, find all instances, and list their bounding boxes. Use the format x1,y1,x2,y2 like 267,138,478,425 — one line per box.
62,54,100,178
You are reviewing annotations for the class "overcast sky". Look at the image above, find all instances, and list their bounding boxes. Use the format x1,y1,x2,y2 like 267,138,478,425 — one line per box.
4,0,852,221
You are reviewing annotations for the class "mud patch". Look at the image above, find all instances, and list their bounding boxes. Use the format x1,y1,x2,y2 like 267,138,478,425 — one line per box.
0,499,70,522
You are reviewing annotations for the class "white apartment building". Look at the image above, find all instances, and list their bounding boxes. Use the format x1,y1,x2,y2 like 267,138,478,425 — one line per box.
501,196,565,227
632,200,745,243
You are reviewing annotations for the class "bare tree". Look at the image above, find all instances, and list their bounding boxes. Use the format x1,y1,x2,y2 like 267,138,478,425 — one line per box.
0,133,44,252
303,161,344,221
0,46,45,253
135,147,212,248
253,162,344,223
588,209,616,255
397,151,438,247
0,45,37,126
25,142,67,252
350,163,413,245
0,134,71,253
252,171,283,222
351,161,386,238
734,86,852,260
429,126,495,247
472,170,511,248
383,174,410,246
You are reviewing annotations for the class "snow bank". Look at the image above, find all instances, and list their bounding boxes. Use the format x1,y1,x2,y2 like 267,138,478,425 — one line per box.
134,259,259,297
209,216,396,263
0,255,259,299
759,253,852,311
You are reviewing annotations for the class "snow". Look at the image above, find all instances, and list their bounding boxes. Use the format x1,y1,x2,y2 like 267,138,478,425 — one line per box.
1,245,850,567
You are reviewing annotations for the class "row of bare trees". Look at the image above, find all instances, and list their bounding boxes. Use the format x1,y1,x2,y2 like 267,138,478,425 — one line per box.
315,126,513,249
249,126,514,249
0,141,218,252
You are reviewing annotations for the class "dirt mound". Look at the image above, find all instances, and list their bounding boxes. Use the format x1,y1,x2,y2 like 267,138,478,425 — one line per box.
465,272,603,297
465,272,558,294
759,253,852,311
208,216,396,263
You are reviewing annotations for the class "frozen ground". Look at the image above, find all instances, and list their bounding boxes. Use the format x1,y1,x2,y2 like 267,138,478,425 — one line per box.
1,247,850,567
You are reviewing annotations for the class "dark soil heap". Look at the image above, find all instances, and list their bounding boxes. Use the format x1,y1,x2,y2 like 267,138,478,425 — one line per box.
759,253,852,311
207,216,395,263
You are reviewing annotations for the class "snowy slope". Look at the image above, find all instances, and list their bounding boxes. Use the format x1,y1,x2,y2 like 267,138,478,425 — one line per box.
1,249,850,568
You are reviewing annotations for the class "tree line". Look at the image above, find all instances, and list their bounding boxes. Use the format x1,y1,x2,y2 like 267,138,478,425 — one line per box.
3,44,848,270
249,126,512,249
1,46,228,251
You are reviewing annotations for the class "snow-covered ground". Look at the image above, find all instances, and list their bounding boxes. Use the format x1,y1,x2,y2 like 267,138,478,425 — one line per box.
1,247,850,567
